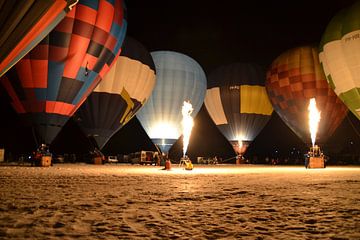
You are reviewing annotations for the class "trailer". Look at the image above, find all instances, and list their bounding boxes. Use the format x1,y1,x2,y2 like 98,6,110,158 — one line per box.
197,156,218,165
129,151,159,165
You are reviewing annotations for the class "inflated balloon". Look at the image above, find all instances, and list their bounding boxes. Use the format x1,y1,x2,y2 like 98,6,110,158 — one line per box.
136,51,207,153
0,0,127,145
75,37,156,149
0,0,78,77
204,63,273,155
266,46,348,145
319,1,360,121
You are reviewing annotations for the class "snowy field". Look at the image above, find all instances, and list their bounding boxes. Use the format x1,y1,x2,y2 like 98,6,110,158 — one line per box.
0,164,359,240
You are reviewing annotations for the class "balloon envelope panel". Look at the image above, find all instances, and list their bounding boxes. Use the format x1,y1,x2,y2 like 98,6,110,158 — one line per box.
76,37,156,149
204,63,273,154
0,0,127,145
136,51,207,152
266,46,348,145
0,0,77,77
319,1,360,121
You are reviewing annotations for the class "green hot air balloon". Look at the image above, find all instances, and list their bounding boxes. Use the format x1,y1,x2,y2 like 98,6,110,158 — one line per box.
205,63,273,157
319,1,360,120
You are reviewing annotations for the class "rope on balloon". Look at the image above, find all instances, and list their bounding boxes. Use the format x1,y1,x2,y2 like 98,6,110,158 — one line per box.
346,113,360,139
219,155,237,163
31,126,39,148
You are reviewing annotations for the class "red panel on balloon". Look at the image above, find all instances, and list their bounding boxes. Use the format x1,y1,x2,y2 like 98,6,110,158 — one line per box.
266,46,348,144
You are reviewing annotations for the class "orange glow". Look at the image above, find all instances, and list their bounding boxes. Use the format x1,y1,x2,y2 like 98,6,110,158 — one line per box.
308,98,321,146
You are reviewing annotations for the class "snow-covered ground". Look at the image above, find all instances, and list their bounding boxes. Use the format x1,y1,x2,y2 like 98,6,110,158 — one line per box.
0,164,359,239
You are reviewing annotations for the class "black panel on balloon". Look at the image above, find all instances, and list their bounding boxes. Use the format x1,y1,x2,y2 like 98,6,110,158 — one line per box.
57,77,84,103
21,112,69,145
208,63,265,89
121,36,156,72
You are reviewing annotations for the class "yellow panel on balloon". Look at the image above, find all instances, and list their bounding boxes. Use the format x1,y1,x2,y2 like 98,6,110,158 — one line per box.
240,85,273,115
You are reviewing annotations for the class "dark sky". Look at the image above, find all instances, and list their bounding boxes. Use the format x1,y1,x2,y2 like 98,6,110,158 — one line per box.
1,0,360,161
124,0,356,72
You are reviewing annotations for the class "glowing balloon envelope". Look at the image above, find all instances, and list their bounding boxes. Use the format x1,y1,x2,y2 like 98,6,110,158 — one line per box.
75,37,156,149
0,0,79,77
0,0,127,145
319,1,360,121
136,51,207,153
266,46,348,145
204,63,273,155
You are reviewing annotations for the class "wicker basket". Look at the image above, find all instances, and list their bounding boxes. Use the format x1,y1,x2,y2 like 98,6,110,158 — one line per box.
308,157,325,168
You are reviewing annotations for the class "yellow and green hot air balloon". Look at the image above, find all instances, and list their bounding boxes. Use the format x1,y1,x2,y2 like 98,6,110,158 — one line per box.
319,1,360,120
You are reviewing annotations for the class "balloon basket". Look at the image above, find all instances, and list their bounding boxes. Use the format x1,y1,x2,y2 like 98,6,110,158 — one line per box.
39,155,52,167
308,157,325,169
306,145,325,169
93,156,103,165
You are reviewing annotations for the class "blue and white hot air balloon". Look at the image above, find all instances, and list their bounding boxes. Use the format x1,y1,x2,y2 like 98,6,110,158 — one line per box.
136,51,207,154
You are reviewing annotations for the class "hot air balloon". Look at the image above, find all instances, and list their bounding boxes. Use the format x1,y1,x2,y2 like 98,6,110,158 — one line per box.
266,46,348,146
204,63,273,157
0,0,78,77
0,0,127,148
136,51,207,154
319,1,360,121
75,37,156,149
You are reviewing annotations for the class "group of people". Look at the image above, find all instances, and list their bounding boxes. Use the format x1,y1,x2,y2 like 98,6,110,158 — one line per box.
31,144,51,166
304,145,326,168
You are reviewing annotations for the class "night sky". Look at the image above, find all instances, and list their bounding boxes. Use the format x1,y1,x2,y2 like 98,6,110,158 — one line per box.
1,0,360,162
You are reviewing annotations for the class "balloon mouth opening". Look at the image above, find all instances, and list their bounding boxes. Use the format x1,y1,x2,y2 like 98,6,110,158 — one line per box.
230,140,250,155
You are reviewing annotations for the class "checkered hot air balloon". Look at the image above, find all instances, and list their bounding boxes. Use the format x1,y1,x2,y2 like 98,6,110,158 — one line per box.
204,63,273,156
319,1,360,121
75,37,156,149
0,0,78,77
0,0,127,146
266,46,348,145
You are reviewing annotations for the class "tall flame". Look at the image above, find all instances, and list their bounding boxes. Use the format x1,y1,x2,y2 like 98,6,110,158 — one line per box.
182,101,194,158
308,98,321,147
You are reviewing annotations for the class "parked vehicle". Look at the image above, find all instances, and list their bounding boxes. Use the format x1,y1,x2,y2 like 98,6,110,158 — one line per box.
107,156,119,163
129,151,159,165
197,156,218,165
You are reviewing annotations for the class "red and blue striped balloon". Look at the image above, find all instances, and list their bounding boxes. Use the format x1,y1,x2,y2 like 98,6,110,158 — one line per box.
0,0,127,145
